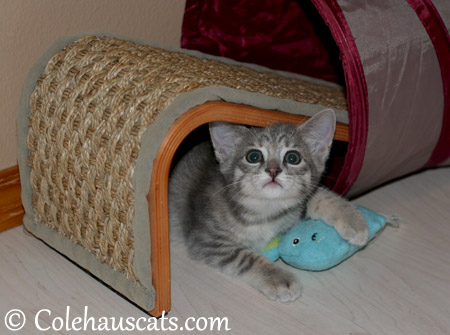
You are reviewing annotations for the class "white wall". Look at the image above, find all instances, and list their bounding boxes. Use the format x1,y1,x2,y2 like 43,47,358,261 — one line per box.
0,0,186,170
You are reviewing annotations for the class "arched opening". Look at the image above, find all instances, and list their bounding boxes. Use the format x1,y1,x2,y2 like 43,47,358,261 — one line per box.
147,101,349,315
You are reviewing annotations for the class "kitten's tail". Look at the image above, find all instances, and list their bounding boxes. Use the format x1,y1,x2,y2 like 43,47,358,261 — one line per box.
383,214,402,228
366,213,401,247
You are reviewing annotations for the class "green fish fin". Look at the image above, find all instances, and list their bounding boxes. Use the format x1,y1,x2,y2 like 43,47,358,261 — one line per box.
263,236,281,252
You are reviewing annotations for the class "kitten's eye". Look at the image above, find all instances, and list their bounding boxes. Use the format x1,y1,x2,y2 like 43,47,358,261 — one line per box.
292,238,300,246
285,151,301,165
246,150,263,164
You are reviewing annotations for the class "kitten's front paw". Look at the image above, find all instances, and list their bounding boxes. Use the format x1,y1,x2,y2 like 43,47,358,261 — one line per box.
257,268,302,302
335,209,369,246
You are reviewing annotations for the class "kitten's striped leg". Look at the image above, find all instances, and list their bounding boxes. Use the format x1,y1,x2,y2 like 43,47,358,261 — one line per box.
214,247,302,302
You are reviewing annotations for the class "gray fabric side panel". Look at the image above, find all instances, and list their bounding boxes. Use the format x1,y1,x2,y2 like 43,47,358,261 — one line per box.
440,157,450,166
433,0,450,27
132,86,347,286
23,216,155,310
339,0,444,196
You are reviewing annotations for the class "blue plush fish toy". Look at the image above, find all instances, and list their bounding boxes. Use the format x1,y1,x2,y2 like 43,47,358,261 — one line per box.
262,206,389,271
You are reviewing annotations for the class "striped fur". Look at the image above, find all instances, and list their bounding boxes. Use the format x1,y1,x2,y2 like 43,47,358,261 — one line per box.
169,110,368,301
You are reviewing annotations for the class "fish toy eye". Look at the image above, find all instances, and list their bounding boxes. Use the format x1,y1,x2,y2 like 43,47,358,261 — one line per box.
311,233,318,241
292,238,300,246
285,151,301,165
246,150,263,164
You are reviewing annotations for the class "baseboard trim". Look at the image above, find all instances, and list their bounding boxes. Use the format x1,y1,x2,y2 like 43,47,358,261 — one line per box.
0,165,24,232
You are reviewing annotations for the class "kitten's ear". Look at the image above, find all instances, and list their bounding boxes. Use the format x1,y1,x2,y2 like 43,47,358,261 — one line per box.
299,109,336,163
209,121,248,163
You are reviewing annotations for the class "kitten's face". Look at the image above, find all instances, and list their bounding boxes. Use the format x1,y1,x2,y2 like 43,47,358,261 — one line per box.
234,124,312,202
209,109,336,206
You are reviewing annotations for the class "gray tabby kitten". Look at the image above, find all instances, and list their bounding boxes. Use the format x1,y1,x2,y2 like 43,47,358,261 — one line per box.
169,109,368,302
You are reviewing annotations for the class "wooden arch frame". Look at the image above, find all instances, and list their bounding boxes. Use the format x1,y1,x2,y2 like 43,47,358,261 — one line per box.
147,101,349,316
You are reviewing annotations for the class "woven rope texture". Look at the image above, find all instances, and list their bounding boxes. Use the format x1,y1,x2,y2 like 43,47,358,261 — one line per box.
26,36,347,282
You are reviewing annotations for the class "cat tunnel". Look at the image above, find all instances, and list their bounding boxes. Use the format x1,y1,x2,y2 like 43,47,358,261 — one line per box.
17,0,450,317
182,0,450,196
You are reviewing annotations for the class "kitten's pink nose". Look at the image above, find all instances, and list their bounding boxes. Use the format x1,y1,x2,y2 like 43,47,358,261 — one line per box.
265,167,282,179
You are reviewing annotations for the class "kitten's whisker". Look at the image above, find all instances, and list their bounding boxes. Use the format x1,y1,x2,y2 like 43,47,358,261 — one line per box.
212,180,244,195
